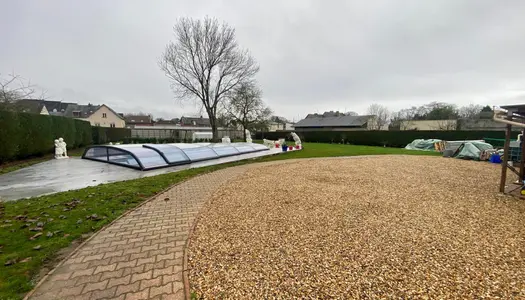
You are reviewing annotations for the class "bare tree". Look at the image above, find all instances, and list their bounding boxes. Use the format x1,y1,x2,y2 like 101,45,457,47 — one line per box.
159,17,259,141
366,104,390,130
345,111,359,116
458,104,483,119
0,73,45,111
225,82,272,139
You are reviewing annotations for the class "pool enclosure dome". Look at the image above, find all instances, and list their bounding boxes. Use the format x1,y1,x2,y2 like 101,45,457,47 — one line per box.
82,142,269,170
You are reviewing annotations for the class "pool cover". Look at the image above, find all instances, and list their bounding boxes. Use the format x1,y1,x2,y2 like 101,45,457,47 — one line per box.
82,142,269,170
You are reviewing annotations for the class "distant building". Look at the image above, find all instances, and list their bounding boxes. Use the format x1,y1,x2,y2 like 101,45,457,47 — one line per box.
180,116,210,127
15,99,125,128
399,120,457,131
125,115,153,128
268,121,295,132
294,111,378,132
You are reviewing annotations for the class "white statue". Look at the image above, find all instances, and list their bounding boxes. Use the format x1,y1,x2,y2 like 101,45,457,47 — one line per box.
54,139,64,159
245,129,252,143
291,132,302,146
58,137,68,158
222,136,231,143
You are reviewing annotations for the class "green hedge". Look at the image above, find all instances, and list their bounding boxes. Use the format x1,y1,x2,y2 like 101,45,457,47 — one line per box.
92,127,131,144
0,111,93,163
255,130,515,148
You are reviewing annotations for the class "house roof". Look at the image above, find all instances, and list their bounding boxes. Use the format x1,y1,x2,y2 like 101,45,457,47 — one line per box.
180,116,210,126
63,104,125,120
16,99,75,114
155,118,180,125
294,115,372,128
125,115,152,124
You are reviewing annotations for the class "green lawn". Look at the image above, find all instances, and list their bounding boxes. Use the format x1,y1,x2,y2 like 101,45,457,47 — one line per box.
0,143,438,299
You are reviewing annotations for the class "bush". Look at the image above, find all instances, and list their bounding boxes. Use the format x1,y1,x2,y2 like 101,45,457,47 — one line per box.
0,111,94,163
291,130,516,148
92,127,131,144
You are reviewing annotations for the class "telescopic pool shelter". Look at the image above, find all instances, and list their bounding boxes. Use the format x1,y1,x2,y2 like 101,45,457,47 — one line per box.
82,142,269,170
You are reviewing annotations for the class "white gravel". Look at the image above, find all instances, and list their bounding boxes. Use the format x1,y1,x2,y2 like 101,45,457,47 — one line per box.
189,156,525,299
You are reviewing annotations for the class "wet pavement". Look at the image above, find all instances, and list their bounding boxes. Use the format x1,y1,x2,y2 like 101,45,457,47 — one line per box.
0,148,285,201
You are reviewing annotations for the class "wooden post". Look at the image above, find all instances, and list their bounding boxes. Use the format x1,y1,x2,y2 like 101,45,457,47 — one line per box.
500,123,512,193
520,130,525,183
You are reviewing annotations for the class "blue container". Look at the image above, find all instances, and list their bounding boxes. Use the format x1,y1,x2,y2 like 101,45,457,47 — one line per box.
489,153,502,164
281,144,288,152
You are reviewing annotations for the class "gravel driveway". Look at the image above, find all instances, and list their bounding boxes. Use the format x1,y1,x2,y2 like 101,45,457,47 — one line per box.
188,156,525,299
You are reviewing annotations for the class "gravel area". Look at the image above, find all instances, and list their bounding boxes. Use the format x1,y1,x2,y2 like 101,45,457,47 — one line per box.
188,156,525,299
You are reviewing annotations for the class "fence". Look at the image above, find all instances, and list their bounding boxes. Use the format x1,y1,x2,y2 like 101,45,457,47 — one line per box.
131,127,244,141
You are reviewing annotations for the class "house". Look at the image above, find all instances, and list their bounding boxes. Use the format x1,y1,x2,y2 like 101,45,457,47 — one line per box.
268,122,295,132
294,112,377,132
63,104,125,128
15,99,125,128
125,115,153,128
180,116,210,127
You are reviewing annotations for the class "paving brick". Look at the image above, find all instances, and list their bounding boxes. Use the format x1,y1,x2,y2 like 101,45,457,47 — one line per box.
142,244,159,252
87,257,112,268
122,265,145,277
94,263,117,274
125,288,150,300
123,247,142,256
100,268,125,281
115,281,141,296
116,259,138,270
110,254,131,264
161,273,183,286
131,270,152,283
58,284,85,297
82,279,108,293
51,271,73,281
156,252,175,263
74,273,102,286
130,251,149,261
136,256,155,266
71,268,95,279
104,250,124,259
82,253,104,263
152,266,174,278
144,261,165,272
149,283,173,298
107,274,132,289
90,286,117,299
148,248,167,257
140,276,162,290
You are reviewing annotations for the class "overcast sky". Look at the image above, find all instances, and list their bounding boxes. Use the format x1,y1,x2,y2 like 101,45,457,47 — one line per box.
3,0,525,121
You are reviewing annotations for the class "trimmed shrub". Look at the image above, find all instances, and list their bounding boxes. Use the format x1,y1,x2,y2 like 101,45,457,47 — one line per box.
256,130,514,148
0,111,94,163
91,127,131,144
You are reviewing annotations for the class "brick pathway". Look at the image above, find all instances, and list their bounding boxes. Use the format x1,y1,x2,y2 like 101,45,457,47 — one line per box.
27,165,255,300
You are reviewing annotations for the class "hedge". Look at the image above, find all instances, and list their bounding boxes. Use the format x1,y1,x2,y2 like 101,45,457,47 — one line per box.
0,111,93,163
255,130,515,148
92,127,131,144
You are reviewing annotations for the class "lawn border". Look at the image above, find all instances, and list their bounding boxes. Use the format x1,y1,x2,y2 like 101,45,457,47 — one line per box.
22,173,208,300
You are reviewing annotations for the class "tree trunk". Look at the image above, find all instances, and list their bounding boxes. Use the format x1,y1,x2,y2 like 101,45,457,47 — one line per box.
242,125,246,141
210,117,219,142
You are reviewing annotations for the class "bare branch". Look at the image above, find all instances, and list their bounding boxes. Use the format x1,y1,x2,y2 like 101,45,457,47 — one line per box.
223,82,272,139
159,17,259,140
366,104,390,130
0,73,45,111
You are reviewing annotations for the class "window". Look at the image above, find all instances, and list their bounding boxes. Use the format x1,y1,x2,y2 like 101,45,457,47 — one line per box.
73,111,81,117
95,123,100,127
102,113,107,118
110,123,116,128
